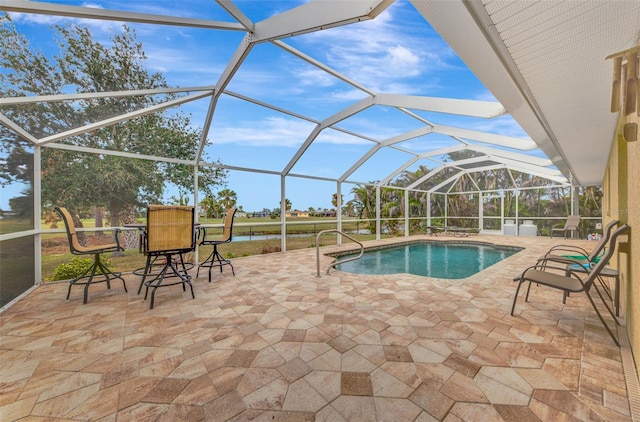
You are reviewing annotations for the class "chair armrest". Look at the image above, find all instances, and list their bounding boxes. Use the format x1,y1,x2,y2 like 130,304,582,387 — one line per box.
114,228,123,251
518,263,585,284
542,246,589,259
547,244,589,255
197,226,215,244
515,263,566,280
537,255,587,267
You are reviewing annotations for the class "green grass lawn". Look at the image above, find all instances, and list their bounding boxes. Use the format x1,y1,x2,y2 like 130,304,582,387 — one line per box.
36,216,383,281
3,215,397,281
41,233,383,281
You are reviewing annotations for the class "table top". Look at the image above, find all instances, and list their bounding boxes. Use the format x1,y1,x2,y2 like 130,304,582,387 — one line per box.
124,222,201,229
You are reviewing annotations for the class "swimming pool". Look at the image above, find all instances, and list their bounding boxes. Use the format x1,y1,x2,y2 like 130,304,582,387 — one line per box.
334,241,521,279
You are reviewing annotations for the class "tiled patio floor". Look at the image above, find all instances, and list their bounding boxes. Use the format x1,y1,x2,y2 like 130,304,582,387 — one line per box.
0,234,634,421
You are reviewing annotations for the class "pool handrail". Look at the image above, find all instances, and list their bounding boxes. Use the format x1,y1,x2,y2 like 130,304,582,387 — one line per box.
316,229,364,277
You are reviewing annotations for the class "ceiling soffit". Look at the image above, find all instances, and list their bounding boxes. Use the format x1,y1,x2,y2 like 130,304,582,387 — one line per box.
412,0,640,186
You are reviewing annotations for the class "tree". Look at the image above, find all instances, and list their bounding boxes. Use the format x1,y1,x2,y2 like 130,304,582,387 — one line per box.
280,198,292,212
343,200,356,217
0,127,33,218
217,189,237,212
332,193,343,209
0,15,227,227
350,183,377,233
169,192,190,206
199,195,217,219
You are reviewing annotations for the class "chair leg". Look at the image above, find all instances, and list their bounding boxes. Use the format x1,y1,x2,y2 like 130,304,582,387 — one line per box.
66,253,126,304
146,253,194,309
213,245,235,278
137,255,155,294
143,256,175,301
197,249,215,282
177,253,187,292
511,280,524,315
177,254,195,299
585,288,620,346
596,274,614,301
83,259,99,304
67,256,96,300
148,262,169,309
524,281,533,302
199,244,234,283
95,255,127,293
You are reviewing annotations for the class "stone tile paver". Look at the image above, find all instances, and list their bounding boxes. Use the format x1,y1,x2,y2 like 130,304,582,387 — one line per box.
0,234,633,421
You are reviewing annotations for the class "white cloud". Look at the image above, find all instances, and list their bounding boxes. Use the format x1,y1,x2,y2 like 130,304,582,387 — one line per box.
294,3,455,93
329,88,371,101
210,116,372,147
211,117,314,147
294,67,336,87
387,45,421,74
315,129,371,146
467,115,530,139
9,3,121,34
144,45,224,81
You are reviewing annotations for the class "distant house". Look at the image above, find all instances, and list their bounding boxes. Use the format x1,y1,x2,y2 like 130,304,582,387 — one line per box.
0,211,18,219
250,210,271,218
317,210,336,217
286,210,310,218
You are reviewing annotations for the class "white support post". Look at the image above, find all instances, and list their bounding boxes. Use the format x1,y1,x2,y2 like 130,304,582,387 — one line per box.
193,165,199,264
405,190,410,237
281,176,286,253
337,182,342,246
427,192,431,227
34,146,42,285
515,190,519,228
501,195,505,232
376,185,381,240
444,193,448,227
479,192,484,231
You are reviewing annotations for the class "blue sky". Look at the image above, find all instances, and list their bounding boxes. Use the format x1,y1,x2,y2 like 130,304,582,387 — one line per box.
2,1,540,213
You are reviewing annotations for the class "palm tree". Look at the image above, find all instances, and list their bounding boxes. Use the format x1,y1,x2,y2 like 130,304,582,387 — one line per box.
199,195,217,218
280,198,292,212
217,189,237,212
351,183,377,233
332,193,343,209
380,186,402,234
344,200,356,218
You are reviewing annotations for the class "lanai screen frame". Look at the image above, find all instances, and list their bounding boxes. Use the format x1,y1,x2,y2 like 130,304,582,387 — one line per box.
0,0,576,296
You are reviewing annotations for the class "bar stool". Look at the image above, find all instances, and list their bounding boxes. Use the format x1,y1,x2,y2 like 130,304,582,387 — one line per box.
137,205,196,309
197,207,236,282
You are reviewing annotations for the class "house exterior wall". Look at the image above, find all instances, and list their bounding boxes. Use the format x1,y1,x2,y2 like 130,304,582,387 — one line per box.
604,99,639,372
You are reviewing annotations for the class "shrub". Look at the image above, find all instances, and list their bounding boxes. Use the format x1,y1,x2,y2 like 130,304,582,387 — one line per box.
261,245,281,254
47,255,113,282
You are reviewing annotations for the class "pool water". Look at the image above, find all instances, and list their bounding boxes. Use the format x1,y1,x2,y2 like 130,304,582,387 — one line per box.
335,242,520,279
